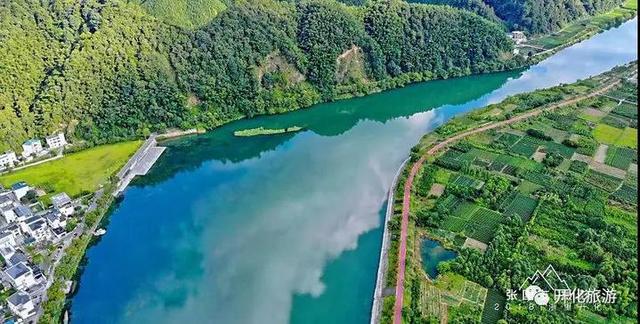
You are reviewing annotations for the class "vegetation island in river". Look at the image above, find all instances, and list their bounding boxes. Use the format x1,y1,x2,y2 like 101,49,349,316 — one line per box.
382,62,638,323
233,126,304,137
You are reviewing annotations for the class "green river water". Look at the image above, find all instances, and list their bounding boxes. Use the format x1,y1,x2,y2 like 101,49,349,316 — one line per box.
70,18,637,324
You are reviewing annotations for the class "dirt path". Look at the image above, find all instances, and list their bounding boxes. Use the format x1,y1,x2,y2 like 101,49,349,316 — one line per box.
391,80,620,324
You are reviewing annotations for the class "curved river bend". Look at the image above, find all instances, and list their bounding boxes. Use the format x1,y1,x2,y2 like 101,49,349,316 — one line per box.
71,19,637,324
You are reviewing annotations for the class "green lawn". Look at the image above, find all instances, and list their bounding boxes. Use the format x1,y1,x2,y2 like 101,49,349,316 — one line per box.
0,141,141,197
592,124,624,144
615,127,638,148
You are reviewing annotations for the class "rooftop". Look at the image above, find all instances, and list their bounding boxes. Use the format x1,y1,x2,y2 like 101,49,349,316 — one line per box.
7,291,31,306
5,262,30,279
0,231,14,240
0,192,17,204
51,192,71,208
10,182,28,190
43,210,62,222
23,139,40,145
45,133,64,140
13,205,32,218
23,215,41,225
28,219,46,231
7,251,28,267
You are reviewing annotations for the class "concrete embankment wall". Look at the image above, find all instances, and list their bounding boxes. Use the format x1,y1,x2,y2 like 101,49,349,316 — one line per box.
370,158,409,324
113,135,164,196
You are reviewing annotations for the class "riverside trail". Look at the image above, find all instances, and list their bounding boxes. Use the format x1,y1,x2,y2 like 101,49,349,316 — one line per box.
392,79,622,324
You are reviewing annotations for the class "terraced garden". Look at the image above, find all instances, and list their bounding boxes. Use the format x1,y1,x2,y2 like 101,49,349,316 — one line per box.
400,64,637,324
503,193,538,221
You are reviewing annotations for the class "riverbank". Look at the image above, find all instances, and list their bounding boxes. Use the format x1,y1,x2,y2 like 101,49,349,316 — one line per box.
64,17,637,324
523,0,637,61
36,130,200,323
386,62,636,323
370,158,408,324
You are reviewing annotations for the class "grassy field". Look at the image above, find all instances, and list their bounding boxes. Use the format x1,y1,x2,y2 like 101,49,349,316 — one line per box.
616,127,638,148
0,141,141,198
592,123,624,144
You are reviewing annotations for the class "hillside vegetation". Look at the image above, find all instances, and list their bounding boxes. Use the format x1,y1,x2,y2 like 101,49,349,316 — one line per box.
134,0,228,28
0,0,518,151
419,0,626,33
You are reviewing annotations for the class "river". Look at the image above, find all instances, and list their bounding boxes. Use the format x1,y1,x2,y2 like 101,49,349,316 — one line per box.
70,18,637,324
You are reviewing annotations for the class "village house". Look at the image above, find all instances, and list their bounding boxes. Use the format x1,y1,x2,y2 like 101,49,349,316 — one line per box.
0,191,16,208
51,192,74,216
21,139,44,158
0,205,17,224
3,262,38,290
0,151,18,169
0,224,23,243
3,249,28,268
11,182,31,200
20,216,51,243
0,231,18,250
0,192,19,224
6,291,36,320
14,205,33,223
45,133,67,149
43,209,66,230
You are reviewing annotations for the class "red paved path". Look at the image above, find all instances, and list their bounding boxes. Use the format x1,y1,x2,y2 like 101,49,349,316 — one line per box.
391,80,620,324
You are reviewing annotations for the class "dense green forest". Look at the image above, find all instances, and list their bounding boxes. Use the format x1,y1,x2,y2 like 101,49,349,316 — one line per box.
418,0,625,33
0,0,518,151
133,0,229,28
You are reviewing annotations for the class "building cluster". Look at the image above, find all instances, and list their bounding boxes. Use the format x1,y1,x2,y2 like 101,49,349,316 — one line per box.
0,182,76,322
0,133,68,171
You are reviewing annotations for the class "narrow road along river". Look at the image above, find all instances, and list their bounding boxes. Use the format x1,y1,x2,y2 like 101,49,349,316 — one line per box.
70,18,637,324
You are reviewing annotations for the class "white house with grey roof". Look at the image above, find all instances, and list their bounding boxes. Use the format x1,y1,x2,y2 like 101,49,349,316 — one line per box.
7,290,36,320
0,151,18,169
0,205,17,224
51,192,74,216
43,209,66,229
0,231,18,250
1,224,23,241
11,182,30,200
45,133,67,149
21,139,44,158
0,247,28,268
13,205,32,222
0,192,16,206
20,216,51,243
3,262,37,290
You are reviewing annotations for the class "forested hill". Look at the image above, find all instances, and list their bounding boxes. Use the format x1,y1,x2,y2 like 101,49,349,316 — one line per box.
418,0,625,33
0,0,518,151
